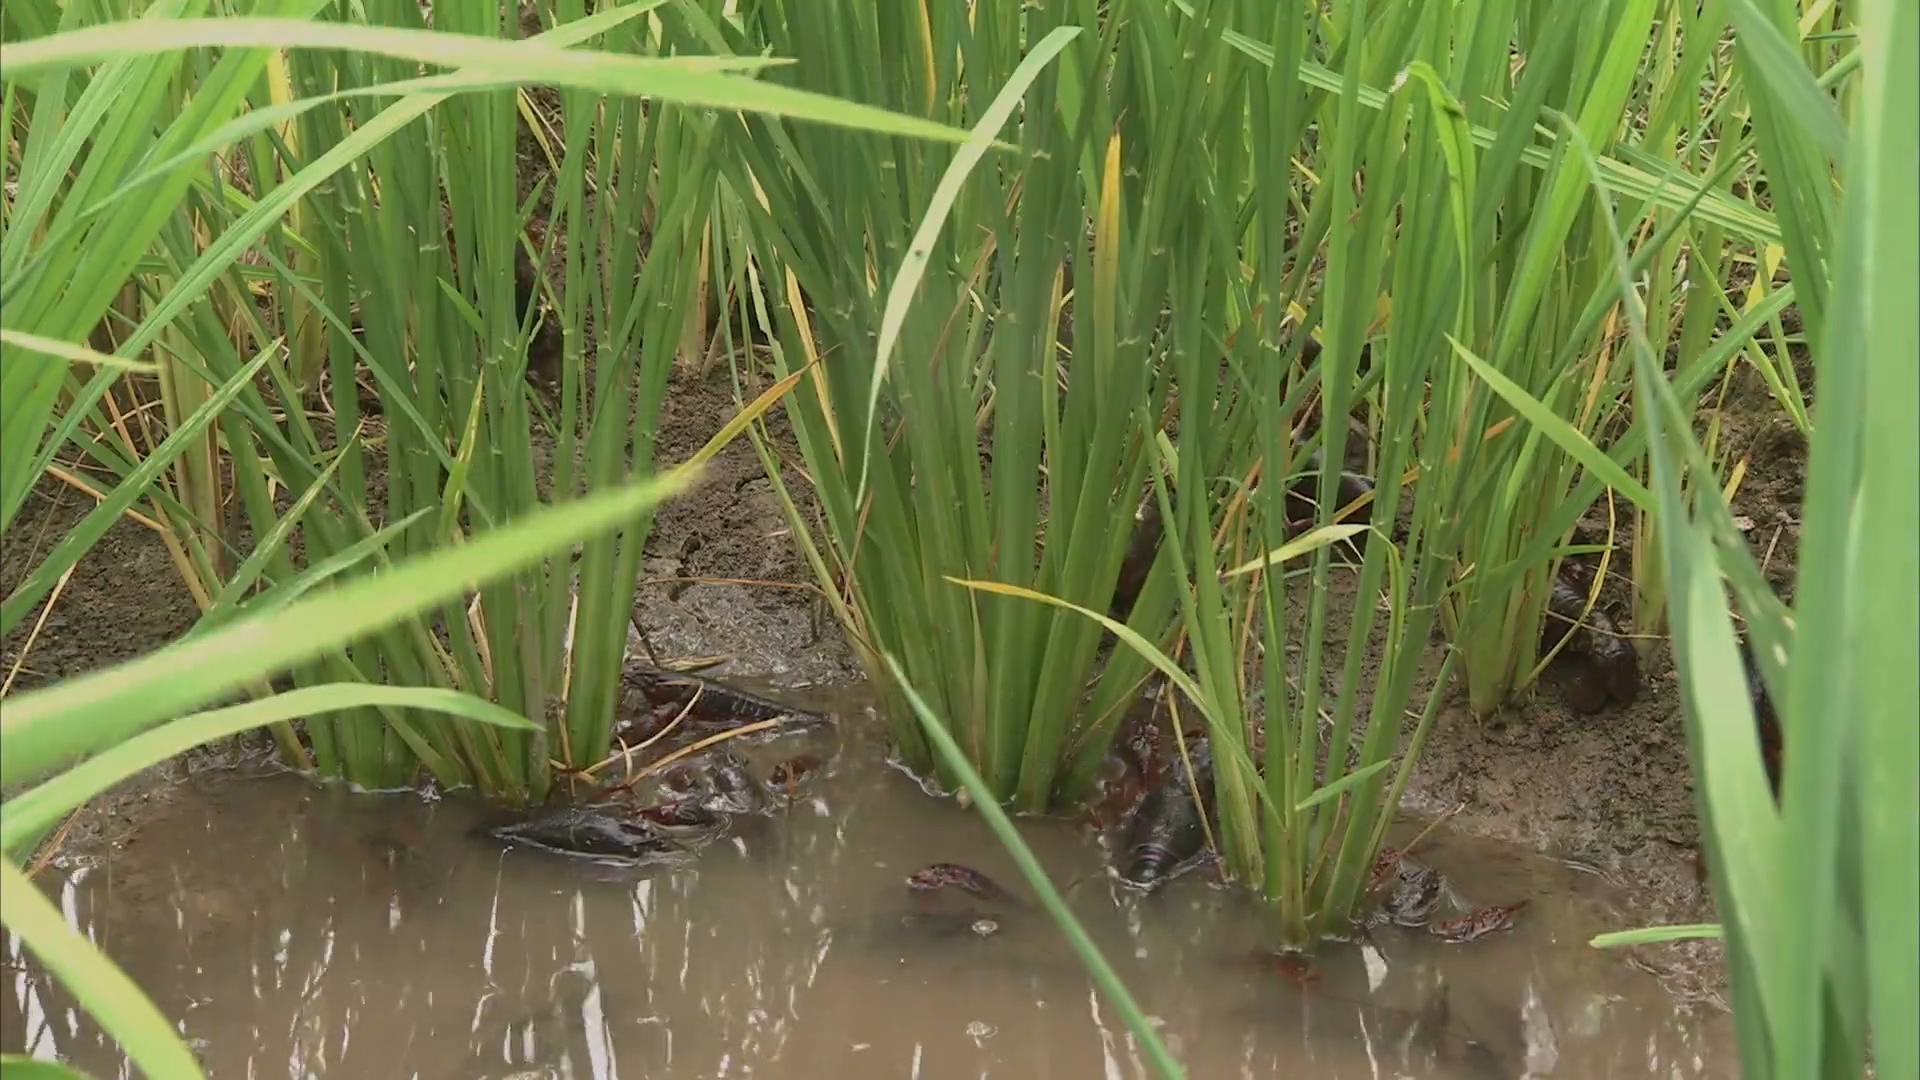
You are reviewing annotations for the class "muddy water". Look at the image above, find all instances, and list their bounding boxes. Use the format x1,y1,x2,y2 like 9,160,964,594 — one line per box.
3,709,1734,1080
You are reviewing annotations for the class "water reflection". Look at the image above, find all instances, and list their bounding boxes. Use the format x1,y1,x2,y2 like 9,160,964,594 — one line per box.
1,727,1734,1079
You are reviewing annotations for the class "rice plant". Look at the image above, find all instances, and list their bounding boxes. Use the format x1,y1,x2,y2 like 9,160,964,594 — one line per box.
5,1,1897,1077
695,0,1158,805
2,2,975,802
698,0,1809,946
0,13,984,1075
1491,2,1913,1076
0,463,701,1080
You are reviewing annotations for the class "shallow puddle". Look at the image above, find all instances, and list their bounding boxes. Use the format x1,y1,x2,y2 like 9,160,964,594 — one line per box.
4,701,1735,1079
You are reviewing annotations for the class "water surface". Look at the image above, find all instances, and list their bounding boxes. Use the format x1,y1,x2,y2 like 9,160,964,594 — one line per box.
3,707,1735,1079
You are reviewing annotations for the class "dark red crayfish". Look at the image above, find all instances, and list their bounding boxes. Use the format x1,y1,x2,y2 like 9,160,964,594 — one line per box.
1694,637,1785,884
1361,844,1450,927
1112,441,1378,624
612,667,828,746
1430,900,1529,943
889,863,1026,945
1115,690,1173,784
696,750,766,815
1378,859,1446,928
1255,950,1324,990
630,750,767,816
1083,684,1178,832
1085,756,1143,833
1741,637,1785,798
768,752,826,793
1366,845,1405,895
660,762,703,794
1541,563,1639,712
1282,445,1378,541
1117,736,1217,890
635,801,724,830
482,804,692,864
1109,504,1167,623
906,863,1028,910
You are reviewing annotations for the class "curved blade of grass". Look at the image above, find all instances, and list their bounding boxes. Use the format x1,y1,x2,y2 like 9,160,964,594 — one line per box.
107,73,519,204
1294,759,1390,813
0,858,206,1080
950,577,1218,730
0,18,775,78
14,1,662,297
0,330,159,373
1445,335,1654,508
41,17,660,242
882,652,1183,1080
1223,524,1371,578
200,428,363,621
2,684,533,854
855,24,1080,505
186,509,433,640
1590,924,1725,948
1173,0,1778,243
0,464,701,788
1727,0,1847,167
1393,62,1478,308
85,10,695,374
0,18,978,145
948,577,1289,826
